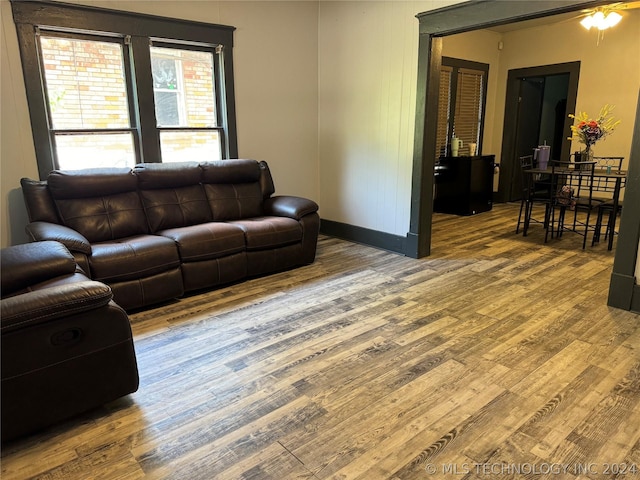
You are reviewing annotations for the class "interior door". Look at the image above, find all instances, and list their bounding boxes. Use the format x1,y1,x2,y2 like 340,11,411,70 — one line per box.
508,77,545,201
496,62,580,204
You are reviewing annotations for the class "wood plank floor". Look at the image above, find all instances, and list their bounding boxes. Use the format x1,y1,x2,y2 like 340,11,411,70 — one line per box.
2,203,639,479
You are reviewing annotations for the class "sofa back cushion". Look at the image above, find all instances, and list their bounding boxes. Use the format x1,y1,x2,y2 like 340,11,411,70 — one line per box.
48,169,148,243
133,162,212,232
201,160,263,221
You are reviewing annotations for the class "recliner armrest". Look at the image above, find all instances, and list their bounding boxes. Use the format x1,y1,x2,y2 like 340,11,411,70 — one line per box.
25,221,92,255
1,281,113,333
263,196,319,220
1,241,77,295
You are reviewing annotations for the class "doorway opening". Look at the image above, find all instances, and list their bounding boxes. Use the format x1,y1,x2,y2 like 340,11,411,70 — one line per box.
411,1,640,311
497,62,580,203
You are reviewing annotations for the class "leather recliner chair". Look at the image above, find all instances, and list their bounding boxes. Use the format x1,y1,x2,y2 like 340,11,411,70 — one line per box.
1,241,139,441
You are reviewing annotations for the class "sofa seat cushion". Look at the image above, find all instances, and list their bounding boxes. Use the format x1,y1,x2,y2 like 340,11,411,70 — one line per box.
158,223,246,262
89,235,180,283
228,216,302,251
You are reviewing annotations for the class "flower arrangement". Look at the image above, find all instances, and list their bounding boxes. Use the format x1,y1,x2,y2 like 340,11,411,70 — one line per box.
568,104,621,151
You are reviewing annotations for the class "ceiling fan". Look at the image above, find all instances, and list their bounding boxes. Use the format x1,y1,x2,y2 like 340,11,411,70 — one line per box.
574,1,640,30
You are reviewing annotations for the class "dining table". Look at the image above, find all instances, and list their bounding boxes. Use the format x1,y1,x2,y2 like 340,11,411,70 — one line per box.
524,165,627,250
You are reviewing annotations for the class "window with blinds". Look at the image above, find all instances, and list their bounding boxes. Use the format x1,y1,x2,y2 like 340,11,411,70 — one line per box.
12,1,237,177
436,58,489,158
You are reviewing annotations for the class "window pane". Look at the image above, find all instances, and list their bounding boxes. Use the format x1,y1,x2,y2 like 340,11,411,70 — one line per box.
160,131,221,163
55,134,135,169
151,46,217,128
40,36,130,129
155,92,180,126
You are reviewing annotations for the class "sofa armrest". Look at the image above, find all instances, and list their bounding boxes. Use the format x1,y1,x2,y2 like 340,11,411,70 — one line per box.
263,196,319,220
1,281,113,333
1,241,78,295
25,221,92,255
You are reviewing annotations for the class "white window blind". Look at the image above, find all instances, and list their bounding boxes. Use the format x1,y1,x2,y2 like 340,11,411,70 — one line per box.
436,66,452,158
453,68,484,149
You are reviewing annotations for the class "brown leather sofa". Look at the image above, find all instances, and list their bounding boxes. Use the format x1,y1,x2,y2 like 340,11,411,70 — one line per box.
1,241,139,441
21,160,320,310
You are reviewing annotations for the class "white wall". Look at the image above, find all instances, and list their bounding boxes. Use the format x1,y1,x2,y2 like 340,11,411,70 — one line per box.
1,1,40,247
315,2,640,235
0,0,319,246
317,0,463,237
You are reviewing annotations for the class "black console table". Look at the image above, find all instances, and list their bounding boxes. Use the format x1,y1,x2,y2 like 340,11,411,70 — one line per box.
434,155,495,216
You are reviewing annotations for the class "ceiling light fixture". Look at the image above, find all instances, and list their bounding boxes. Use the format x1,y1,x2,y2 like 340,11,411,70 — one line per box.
580,10,622,30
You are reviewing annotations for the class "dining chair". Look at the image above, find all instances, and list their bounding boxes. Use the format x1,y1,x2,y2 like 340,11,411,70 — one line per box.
517,155,552,236
593,200,623,247
516,155,533,234
547,160,597,249
591,156,623,201
593,156,624,171
588,156,625,248
543,161,569,244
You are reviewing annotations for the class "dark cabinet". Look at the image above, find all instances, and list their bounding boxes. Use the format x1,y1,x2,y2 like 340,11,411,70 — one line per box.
434,155,495,215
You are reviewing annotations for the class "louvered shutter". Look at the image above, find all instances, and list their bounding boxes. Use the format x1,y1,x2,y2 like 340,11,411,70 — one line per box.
436,66,453,158
452,68,484,150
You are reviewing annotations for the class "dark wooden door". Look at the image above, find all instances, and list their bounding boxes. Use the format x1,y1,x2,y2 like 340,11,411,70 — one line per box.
496,62,580,204
508,77,545,202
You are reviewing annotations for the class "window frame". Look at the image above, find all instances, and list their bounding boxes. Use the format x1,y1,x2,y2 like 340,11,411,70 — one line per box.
438,56,489,157
150,41,227,160
37,30,141,170
11,0,237,179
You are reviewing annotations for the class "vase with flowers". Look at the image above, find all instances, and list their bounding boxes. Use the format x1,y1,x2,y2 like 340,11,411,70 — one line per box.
568,104,620,166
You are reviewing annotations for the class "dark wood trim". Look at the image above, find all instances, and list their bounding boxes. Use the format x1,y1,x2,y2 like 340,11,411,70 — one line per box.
10,1,235,46
631,284,640,314
496,61,580,203
442,56,488,70
441,56,490,156
416,0,609,36
14,22,55,179
320,220,406,255
608,89,640,310
609,273,636,311
129,35,161,163
407,34,440,258
221,46,239,159
412,0,619,259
